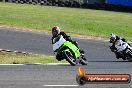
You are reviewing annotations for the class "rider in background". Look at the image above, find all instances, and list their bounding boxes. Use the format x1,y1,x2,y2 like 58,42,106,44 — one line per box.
51,26,84,60
109,33,128,59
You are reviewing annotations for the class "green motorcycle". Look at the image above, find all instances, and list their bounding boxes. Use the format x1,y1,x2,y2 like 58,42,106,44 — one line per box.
52,35,87,66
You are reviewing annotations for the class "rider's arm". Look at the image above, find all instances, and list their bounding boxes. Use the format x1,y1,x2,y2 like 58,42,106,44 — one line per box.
51,37,54,44
110,44,117,52
60,32,73,42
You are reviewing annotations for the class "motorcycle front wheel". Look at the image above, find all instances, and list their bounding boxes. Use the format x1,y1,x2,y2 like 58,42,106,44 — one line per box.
126,48,132,62
64,51,76,66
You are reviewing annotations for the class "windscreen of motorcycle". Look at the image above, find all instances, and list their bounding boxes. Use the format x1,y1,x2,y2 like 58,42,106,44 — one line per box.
53,35,66,51
115,42,128,52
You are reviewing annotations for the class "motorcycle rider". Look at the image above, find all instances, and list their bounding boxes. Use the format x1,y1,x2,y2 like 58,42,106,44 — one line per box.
109,33,130,60
52,26,78,46
51,26,84,61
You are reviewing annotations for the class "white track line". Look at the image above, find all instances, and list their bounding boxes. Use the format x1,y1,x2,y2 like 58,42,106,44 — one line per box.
0,64,24,65
43,85,79,87
49,55,55,57
45,63,69,65
0,63,69,65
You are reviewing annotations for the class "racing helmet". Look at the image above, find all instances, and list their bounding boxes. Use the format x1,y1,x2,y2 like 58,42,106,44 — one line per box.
109,33,116,43
52,26,60,37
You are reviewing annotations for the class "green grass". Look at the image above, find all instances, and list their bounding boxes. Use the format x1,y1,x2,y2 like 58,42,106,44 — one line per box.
0,2,132,40
0,51,66,64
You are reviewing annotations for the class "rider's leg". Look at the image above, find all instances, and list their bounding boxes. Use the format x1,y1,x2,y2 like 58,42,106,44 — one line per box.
56,54,63,61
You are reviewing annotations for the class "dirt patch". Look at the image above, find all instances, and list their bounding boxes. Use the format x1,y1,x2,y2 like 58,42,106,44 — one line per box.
68,33,106,40
0,24,107,40
0,25,50,33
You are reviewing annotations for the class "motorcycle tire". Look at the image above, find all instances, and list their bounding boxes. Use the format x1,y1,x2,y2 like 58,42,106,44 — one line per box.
80,55,87,65
127,50,132,62
64,51,76,66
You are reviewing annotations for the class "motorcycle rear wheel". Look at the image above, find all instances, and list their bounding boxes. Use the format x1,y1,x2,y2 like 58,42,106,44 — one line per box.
80,55,88,65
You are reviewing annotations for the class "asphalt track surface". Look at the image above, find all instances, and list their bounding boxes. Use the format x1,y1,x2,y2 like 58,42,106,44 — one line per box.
0,27,132,88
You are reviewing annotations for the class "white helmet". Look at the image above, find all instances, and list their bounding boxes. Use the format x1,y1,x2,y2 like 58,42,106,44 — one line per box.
110,33,116,43
110,33,116,39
